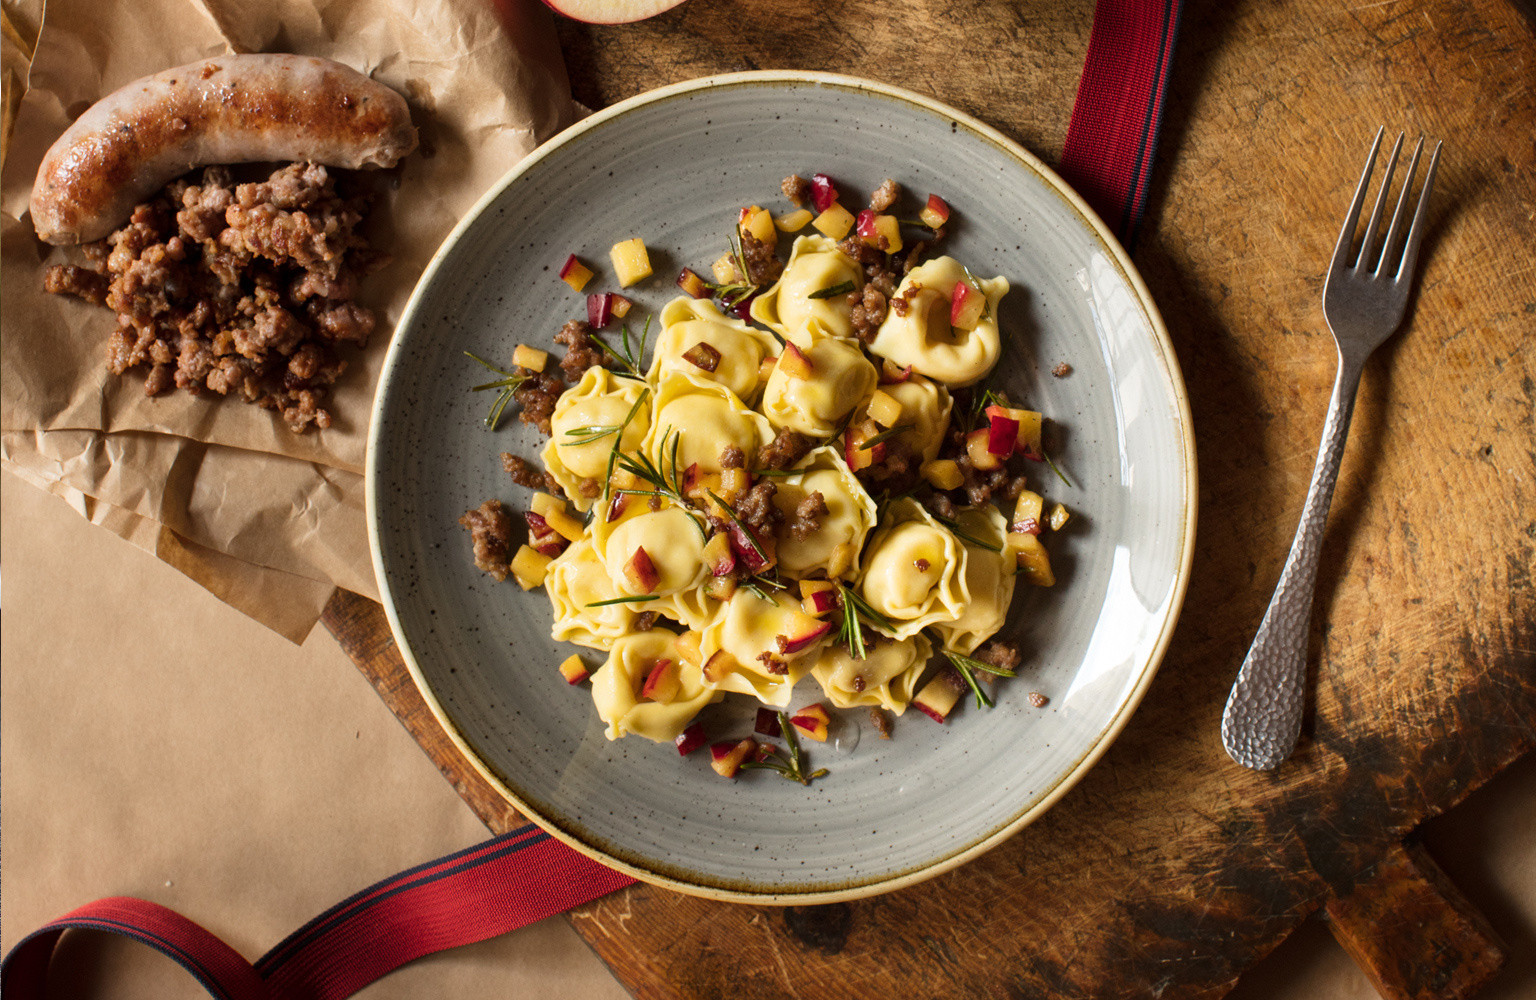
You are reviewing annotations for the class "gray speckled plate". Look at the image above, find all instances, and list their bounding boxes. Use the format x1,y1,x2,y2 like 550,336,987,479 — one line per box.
367,71,1196,903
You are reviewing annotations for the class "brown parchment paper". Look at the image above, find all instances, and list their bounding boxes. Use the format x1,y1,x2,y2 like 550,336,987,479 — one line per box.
0,0,576,641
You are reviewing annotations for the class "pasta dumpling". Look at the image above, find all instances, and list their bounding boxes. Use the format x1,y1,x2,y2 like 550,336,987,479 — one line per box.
769,446,877,580
867,256,1009,387
811,632,933,714
929,505,1016,655
545,538,641,651
760,326,878,437
749,235,864,344
649,296,779,404
590,630,720,742
599,503,709,599
542,367,649,512
644,373,773,477
854,374,953,464
856,498,969,639
699,589,830,707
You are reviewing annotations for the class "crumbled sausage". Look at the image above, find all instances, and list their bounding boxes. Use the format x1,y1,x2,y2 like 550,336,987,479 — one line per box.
739,230,783,287
732,481,781,537
553,319,609,381
847,283,888,344
1052,362,1072,378
789,490,828,541
869,178,900,213
459,499,515,581
720,443,746,470
868,707,893,739
974,640,1021,674
755,428,813,470
501,452,561,494
781,174,811,207
512,368,564,435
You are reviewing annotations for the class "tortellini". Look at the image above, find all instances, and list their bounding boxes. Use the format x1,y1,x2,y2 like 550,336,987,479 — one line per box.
854,374,953,465
699,589,829,707
599,503,709,599
759,326,878,437
644,373,772,477
770,446,877,580
590,630,720,742
750,235,864,344
856,498,969,639
929,506,1016,655
867,256,1009,387
545,538,641,651
649,296,779,404
542,367,650,512
811,632,933,714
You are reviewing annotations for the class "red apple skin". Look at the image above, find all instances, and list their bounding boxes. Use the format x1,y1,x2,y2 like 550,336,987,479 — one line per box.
606,492,630,523
986,415,1020,459
587,292,614,329
810,173,839,213
676,267,710,299
754,707,783,738
802,589,840,616
913,700,950,724
778,341,814,379
776,619,833,655
920,194,951,229
640,658,677,701
675,721,708,756
709,738,756,777
624,546,661,594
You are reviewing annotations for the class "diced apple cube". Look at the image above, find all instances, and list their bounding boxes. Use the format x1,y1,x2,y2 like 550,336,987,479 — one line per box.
543,508,586,544
559,254,594,292
720,466,749,500
510,544,552,590
609,294,634,319
624,546,661,594
1049,503,1071,532
739,205,777,245
920,193,951,229
950,279,986,329
775,614,833,655
530,492,565,520
1007,531,1056,586
1012,490,1044,535
986,413,1020,460
865,389,903,428
799,579,839,617
778,341,814,379
558,653,589,685
704,574,739,601
855,210,902,253
673,630,704,667
702,531,736,577
757,355,777,382
677,267,710,299
811,202,856,240
586,292,615,329
985,404,1044,459
775,208,814,232
512,344,548,372
640,658,680,702
921,459,964,491
682,341,722,372
710,738,757,778
675,721,708,756
754,707,782,738
965,427,1003,471
809,173,840,213
609,237,652,287
712,252,741,284
702,649,740,683
790,703,831,742
913,671,965,722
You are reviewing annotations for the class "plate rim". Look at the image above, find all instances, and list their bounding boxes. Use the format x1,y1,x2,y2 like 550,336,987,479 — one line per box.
366,68,1199,904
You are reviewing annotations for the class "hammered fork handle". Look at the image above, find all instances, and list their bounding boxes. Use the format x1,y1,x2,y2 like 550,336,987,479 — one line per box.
1221,350,1366,770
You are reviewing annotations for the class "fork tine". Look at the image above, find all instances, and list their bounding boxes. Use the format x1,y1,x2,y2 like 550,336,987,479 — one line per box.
1393,139,1441,282
1331,127,1385,272
1358,130,1404,271
1375,135,1423,277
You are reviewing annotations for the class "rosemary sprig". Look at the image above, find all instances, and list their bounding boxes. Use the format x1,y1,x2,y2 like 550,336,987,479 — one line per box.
741,711,828,785
1039,446,1072,488
931,513,1004,553
706,488,767,565
584,594,662,607
610,427,708,541
704,236,760,309
562,424,622,446
464,351,529,430
807,279,856,300
857,422,914,451
587,314,652,379
938,646,1016,709
834,581,895,661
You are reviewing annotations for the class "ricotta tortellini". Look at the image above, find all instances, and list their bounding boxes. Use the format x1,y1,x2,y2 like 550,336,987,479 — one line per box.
868,256,1009,387
483,181,1066,756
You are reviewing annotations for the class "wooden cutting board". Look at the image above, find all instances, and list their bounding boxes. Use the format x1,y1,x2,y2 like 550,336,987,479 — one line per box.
328,0,1536,997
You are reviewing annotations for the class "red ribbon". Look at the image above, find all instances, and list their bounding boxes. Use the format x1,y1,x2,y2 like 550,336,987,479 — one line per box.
3,2,1182,993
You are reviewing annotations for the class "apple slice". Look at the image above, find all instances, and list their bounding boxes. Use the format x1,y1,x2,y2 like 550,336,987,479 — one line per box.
675,721,708,756
704,574,739,601
541,0,689,24
920,193,951,229
559,254,593,292
738,205,777,245
1049,502,1071,532
1007,531,1056,586
605,491,630,524
865,389,904,429
727,523,776,573
702,649,740,684
754,707,783,738
778,341,814,379
913,671,965,722
711,252,741,284
720,466,749,501
985,404,1044,460
811,202,856,240
1012,490,1045,535
609,237,652,287
676,267,710,299
855,209,902,253
950,279,986,329
702,531,737,577
878,360,914,385
710,738,757,778
510,545,552,590
799,579,839,617
986,413,1020,460
512,344,549,372
775,613,833,655
775,208,813,232
640,658,680,702
965,427,1003,472
624,546,660,594
558,653,589,685
809,173,840,212
586,292,615,329
790,703,831,742
609,294,634,319
682,341,722,372
921,459,963,491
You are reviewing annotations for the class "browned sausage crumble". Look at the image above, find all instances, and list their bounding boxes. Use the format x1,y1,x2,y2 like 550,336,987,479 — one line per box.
458,498,515,581
43,162,387,432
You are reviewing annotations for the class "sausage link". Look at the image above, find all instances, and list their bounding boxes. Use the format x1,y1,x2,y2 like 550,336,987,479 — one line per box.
31,53,417,244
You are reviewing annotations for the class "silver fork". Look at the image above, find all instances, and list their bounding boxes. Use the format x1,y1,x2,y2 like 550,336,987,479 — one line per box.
1221,127,1441,771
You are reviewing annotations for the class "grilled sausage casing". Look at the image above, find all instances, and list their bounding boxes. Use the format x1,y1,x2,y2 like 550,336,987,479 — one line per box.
31,53,418,245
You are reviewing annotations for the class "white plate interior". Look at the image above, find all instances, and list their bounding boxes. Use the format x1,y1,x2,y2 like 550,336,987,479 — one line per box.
368,72,1195,901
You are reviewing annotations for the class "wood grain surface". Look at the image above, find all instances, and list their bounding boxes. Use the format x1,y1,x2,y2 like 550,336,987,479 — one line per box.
329,0,1536,997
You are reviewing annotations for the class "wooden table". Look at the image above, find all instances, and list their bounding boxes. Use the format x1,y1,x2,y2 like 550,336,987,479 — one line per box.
329,1,1536,997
